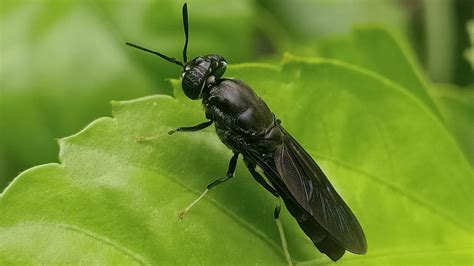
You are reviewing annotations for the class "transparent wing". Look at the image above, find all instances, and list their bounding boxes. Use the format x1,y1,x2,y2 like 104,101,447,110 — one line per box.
274,125,367,255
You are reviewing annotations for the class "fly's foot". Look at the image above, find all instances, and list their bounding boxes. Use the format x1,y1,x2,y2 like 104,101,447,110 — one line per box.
177,208,189,220
177,189,209,220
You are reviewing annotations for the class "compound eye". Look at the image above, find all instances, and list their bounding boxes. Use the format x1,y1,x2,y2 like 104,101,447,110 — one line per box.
211,61,219,69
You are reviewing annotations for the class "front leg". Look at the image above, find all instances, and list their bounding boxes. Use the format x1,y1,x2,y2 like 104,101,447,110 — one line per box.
178,153,239,219
137,120,213,142
274,197,293,266
168,120,213,135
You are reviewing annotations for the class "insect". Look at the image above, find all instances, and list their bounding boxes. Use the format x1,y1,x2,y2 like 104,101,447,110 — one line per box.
126,3,367,263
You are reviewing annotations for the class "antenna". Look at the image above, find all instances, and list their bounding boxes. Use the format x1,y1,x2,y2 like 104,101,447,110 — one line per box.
125,42,184,67
182,3,189,63
125,3,190,67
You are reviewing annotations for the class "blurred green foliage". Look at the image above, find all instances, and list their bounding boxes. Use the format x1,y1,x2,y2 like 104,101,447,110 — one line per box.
466,19,474,69
1,0,473,263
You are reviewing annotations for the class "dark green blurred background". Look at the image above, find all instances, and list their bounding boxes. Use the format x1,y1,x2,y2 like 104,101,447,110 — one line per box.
1,0,473,191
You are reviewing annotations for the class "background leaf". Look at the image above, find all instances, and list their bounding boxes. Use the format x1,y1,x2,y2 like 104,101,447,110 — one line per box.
311,26,474,166
313,26,439,116
1,58,472,264
430,84,474,166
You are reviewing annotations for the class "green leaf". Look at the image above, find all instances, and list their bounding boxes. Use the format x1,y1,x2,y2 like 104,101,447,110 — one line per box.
313,26,440,116
1,58,472,264
311,26,474,166
0,0,254,189
430,84,474,166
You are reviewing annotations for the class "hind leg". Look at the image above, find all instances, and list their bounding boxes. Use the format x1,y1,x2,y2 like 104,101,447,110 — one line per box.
245,160,293,265
274,197,293,266
178,152,239,219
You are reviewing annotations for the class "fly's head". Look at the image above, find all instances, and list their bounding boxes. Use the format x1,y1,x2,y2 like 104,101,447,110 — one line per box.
181,54,227,99
126,4,226,100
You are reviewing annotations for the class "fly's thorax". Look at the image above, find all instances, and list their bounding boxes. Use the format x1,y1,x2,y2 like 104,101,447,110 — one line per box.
205,78,275,138
181,54,227,100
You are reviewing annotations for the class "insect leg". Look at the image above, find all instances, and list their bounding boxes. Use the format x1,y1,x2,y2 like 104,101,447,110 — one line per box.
245,161,279,197
274,197,293,266
206,152,239,189
168,120,213,135
178,153,239,219
139,120,213,142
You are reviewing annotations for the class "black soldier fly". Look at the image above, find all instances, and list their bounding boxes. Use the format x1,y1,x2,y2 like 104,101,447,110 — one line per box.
126,3,367,263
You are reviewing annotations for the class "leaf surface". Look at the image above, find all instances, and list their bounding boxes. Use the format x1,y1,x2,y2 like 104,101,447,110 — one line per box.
314,26,439,115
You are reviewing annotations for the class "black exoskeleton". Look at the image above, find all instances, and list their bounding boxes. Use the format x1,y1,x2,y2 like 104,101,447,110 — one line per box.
126,3,367,263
